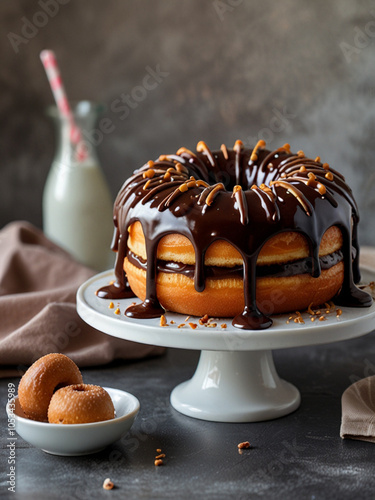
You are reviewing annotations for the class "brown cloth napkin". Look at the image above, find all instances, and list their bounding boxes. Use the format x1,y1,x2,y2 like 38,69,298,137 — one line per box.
340,246,375,442
0,221,164,378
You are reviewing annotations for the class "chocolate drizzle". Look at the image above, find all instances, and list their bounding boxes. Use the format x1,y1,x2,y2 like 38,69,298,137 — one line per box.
97,140,372,329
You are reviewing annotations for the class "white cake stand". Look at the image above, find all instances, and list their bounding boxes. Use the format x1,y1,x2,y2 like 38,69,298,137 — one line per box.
77,270,375,423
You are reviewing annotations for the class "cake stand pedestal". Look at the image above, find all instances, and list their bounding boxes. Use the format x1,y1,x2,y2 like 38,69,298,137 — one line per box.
77,271,375,423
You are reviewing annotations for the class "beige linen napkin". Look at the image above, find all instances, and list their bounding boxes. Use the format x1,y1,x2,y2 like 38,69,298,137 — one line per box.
341,376,375,442
340,246,375,442
0,221,164,377
360,246,375,272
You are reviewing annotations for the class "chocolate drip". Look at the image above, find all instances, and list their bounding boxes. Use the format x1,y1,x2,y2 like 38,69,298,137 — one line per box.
233,255,272,330
99,140,372,329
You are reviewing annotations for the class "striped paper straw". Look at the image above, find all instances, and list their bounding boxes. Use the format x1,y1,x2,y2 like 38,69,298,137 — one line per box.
40,50,87,161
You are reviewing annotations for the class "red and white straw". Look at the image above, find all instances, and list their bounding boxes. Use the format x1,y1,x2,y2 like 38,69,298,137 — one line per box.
40,50,87,161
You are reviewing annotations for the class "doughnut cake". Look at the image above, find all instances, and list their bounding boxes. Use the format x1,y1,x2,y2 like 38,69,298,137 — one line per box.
97,140,372,329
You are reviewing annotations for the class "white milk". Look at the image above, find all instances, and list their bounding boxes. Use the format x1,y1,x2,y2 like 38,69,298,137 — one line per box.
43,102,114,271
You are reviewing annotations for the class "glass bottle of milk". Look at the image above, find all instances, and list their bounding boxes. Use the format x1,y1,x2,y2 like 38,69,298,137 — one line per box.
43,101,114,271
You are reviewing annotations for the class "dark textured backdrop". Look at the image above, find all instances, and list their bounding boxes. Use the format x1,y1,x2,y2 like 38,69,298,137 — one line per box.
1,0,375,244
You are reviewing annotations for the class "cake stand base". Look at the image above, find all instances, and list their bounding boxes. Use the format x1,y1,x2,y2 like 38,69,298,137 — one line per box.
171,350,300,422
77,270,375,423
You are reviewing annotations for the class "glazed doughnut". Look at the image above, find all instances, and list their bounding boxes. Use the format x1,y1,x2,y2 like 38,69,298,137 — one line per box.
48,384,115,424
18,353,83,422
97,140,372,329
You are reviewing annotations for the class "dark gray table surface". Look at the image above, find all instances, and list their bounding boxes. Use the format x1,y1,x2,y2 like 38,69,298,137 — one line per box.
2,331,375,500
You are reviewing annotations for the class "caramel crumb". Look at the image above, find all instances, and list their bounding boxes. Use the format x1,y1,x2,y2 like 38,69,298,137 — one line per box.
179,183,188,192
318,184,326,195
103,478,114,490
189,323,198,329
154,459,163,466
221,143,229,160
160,315,167,327
108,302,115,309
199,314,209,325
315,156,321,162
325,171,334,181
250,139,266,161
238,441,251,449
143,168,155,179
323,162,329,170
155,453,166,459
221,324,227,329
114,308,120,315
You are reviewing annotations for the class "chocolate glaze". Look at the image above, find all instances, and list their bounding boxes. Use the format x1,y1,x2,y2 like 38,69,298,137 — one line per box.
97,141,372,329
126,249,345,280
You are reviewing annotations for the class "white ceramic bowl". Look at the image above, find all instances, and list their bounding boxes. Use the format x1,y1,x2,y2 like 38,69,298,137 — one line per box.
6,387,140,456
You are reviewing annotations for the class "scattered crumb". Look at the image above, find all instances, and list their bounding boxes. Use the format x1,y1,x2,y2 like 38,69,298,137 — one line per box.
189,322,198,329
160,315,167,327
108,302,114,309
154,459,163,466
238,441,251,449
178,323,185,328
199,314,209,325
114,308,120,315
170,320,175,324
206,323,217,328
287,302,344,325
156,448,162,453
307,302,314,315
103,478,114,490
155,453,165,459
221,324,227,329
185,316,191,322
